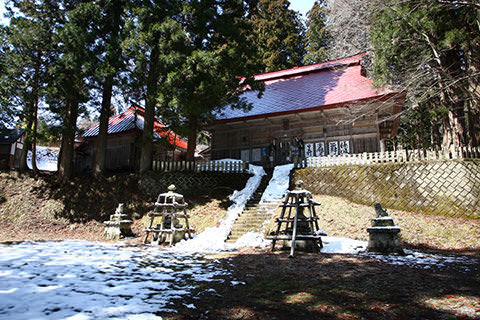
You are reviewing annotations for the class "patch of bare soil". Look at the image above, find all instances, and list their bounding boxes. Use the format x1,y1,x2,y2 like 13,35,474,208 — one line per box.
165,250,480,320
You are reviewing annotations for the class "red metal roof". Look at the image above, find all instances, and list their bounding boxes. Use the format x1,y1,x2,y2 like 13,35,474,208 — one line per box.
81,105,189,150
218,53,402,121
255,53,366,82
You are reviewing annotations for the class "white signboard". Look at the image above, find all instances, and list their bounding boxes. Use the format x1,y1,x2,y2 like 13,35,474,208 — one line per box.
241,149,250,162
252,148,262,162
328,141,339,155
315,142,325,156
339,140,350,155
304,143,314,157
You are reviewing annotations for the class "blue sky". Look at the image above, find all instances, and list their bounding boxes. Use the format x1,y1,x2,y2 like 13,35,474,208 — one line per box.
0,0,7,25
0,0,316,26
290,0,317,19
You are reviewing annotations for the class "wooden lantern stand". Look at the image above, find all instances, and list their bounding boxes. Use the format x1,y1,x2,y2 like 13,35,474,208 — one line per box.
267,183,326,257
143,185,194,246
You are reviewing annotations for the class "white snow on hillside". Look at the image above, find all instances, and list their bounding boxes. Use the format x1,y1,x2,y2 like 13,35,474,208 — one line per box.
27,146,58,171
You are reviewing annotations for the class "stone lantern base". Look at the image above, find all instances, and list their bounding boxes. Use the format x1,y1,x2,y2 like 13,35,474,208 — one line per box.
366,216,404,255
103,204,134,240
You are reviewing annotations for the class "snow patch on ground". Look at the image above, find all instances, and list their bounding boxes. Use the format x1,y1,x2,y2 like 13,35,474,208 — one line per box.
27,146,58,172
321,236,367,254
173,164,265,253
366,249,478,271
320,237,478,271
260,164,294,202
0,240,237,320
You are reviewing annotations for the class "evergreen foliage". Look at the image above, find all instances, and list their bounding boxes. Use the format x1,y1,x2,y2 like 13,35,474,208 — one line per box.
304,0,331,64
250,0,305,72
156,0,263,160
371,0,480,149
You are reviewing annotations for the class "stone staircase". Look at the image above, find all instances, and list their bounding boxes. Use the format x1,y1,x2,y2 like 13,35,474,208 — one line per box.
226,169,278,243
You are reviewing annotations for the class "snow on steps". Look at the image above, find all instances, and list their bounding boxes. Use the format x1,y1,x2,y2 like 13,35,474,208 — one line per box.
226,170,275,243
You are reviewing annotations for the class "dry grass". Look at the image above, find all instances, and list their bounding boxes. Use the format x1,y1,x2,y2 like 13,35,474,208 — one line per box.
139,196,229,235
265,194,480,256
0,171,230,243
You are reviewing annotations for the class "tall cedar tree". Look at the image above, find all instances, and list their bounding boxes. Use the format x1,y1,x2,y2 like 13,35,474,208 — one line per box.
304,0,331,64
123,0,181,173
1,0,57,172
0,26,13,128
251,0,305,72
371,0,480,150
157,0,263,160
93,0,126,176
52,1,101,181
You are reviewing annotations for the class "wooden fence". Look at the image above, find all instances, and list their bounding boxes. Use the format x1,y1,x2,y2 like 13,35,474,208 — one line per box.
152,159,248,173
295,146,480,168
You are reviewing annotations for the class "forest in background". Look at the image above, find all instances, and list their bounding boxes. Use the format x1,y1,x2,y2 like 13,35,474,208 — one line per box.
0,0,479,181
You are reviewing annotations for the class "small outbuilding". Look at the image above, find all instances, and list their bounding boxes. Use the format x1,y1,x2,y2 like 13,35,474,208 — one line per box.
75,105,189,172
0,128,25,170
211,53,406,166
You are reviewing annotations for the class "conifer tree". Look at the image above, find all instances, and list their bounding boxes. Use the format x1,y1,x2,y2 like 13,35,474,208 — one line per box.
51,1,101,181
93,0,126,176
123,0,182,173
371,0,480,150
251,0,305,72
157,0,263,160
1,0,57,172
304,0,331,64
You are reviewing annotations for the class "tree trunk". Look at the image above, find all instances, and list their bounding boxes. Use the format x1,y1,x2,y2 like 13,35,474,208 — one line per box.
31,97,39,174
94,76,113,176
441,50,467,149
139,42,160,174
31,58,40,174
19,103,34,172
186,116,198,160
58,101,79,182
94,1,123,176
465,31,480,147
423,33,467,151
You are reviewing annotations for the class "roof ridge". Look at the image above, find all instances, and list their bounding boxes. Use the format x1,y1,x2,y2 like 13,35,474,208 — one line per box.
254,53,366,81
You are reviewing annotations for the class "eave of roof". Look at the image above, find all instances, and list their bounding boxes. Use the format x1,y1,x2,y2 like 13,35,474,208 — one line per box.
216,92,404,124
80,105,189,150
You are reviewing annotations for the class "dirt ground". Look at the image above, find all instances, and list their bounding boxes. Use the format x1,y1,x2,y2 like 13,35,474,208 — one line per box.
164,250,480,320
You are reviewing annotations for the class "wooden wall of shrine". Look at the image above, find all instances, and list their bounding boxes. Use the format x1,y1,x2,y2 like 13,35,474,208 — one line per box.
211,102,397,165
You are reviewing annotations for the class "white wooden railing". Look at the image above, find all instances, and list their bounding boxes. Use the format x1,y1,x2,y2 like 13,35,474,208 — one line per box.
295,145,480,168
152,159,248,173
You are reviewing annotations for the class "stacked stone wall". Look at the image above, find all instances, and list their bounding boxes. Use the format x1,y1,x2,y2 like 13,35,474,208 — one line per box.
293,159,480,219
141,171,251,198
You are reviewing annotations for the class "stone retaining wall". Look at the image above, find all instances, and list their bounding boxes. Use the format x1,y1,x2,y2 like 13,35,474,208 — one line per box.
140,171,252,198
293,159,480,219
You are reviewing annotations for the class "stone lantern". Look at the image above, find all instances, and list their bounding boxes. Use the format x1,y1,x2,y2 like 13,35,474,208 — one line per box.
143,185,194,245
103,203,134,240
366,203,404,255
